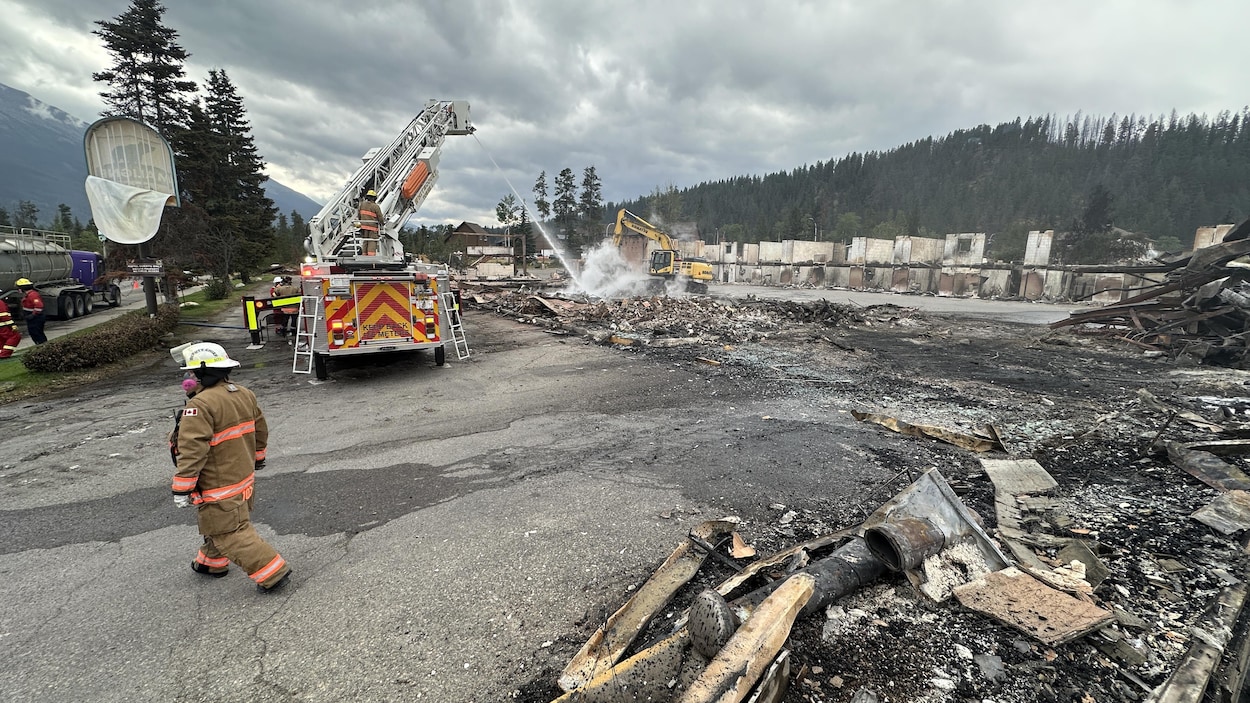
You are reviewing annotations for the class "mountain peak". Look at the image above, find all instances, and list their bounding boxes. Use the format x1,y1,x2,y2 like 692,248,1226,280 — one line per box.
0,81,88,131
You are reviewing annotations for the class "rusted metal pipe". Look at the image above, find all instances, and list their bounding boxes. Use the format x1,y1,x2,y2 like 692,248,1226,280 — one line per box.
864,516,945,571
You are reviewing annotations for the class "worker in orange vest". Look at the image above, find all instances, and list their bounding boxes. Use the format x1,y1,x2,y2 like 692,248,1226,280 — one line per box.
357,189,383,255
0,297,21,358
16,278,46,344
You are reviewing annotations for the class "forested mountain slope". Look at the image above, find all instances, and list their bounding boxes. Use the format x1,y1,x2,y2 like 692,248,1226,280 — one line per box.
612,111,1250,254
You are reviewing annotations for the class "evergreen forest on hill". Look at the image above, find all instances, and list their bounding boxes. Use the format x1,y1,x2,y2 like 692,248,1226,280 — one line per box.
607,110,1250,263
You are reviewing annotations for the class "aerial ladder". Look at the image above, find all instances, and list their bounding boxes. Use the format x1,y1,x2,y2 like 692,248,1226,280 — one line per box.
245,100,474,380
304,99,474,263
610,208,713,294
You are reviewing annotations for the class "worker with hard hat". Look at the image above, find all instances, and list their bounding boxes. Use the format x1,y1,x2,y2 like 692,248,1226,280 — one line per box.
0,295,21,358
357,189,383,255
169,341,291,592
15,278,46,345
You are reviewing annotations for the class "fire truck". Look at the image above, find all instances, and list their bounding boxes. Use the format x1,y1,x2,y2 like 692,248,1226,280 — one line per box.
246,100,473,380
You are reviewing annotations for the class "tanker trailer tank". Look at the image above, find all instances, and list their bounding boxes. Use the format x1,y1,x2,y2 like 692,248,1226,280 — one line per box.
0,226,99,320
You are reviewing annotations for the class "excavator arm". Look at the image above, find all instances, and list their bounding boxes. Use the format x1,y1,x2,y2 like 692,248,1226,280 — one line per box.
611,209,678,251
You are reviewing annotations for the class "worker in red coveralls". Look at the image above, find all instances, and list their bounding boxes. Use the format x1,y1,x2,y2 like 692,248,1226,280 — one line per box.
169,341,291,592
0,297,20,358
15,278,46,344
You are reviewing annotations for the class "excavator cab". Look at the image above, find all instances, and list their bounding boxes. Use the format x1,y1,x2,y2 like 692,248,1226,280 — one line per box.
648,250,676,276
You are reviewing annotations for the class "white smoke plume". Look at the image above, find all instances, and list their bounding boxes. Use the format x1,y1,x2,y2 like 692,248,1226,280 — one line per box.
567,241,690,299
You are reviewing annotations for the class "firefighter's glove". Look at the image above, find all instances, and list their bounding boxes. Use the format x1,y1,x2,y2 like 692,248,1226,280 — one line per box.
254,459,266,471
173,494,193,509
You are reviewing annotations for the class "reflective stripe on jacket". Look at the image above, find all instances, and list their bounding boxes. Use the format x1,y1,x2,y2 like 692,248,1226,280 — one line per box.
358,200,383,232
171,381,269,502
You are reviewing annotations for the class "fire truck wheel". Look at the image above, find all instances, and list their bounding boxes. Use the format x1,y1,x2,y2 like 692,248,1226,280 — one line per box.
435,345,446,366
313,353,328,381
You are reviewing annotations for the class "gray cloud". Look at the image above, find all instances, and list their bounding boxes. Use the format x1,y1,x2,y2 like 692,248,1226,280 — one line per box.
1,0,1247,228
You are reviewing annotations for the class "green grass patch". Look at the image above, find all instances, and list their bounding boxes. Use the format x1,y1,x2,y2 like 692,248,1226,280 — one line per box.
175,281,248,320
0,281,271,404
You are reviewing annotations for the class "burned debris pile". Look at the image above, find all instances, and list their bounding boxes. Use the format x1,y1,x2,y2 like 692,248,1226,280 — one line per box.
466,274,1250,702
463,289,912,348
535,420,1250,703
1051,219,1250,367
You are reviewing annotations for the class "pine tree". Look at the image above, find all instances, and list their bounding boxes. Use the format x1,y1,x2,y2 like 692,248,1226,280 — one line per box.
202,68,276,279
14,201,39,229
533,171,551,221
517,209,536,265
92,0,197,135
578,165,604,226
553,168,578,248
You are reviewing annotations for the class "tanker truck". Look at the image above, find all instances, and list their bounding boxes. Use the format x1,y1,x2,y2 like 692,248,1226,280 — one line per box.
1,226,123,320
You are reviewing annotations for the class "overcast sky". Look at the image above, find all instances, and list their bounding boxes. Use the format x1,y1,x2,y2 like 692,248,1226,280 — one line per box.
1,0,1247,229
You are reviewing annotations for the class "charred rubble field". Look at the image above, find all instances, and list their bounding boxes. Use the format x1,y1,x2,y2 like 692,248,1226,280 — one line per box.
468,289,1250,703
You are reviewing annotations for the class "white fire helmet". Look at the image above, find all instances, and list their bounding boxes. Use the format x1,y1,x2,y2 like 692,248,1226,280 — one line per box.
273,276,283,284
178,342,241,370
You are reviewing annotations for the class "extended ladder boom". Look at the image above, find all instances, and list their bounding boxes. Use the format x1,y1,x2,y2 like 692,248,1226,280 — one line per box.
305,99,473,263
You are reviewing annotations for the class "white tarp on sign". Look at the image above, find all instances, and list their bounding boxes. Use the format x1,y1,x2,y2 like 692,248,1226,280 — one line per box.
84,175,172,245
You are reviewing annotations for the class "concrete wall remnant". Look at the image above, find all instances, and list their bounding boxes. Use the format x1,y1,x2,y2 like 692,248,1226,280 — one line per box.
1043,270,1068,300
849,237,895,265
979,269,1014,298
788,240,838,264
1025,231,1054,267
938,267,982,297
740,243,760,266
1092,274,1126,305
827,266,850,288
894,236,944,265
943,233,987,266
1193,224,1235,251
759,241,785,264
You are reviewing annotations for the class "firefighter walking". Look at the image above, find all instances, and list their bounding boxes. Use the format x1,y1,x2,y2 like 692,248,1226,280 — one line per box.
170,341,291,592
0,297,20,358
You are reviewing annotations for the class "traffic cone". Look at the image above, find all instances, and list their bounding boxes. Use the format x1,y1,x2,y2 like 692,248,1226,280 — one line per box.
132,279,140,290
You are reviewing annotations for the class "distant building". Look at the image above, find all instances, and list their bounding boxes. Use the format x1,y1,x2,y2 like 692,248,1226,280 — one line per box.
445,222,507,250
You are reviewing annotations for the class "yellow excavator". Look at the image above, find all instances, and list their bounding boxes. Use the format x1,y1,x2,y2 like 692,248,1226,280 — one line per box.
610,208,713,294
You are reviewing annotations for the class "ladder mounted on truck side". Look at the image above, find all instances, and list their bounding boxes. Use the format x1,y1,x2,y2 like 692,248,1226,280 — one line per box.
292,295,320,374
440,289,469,360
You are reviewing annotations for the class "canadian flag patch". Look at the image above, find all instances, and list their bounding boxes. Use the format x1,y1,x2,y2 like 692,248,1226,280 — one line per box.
182,407,198,417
